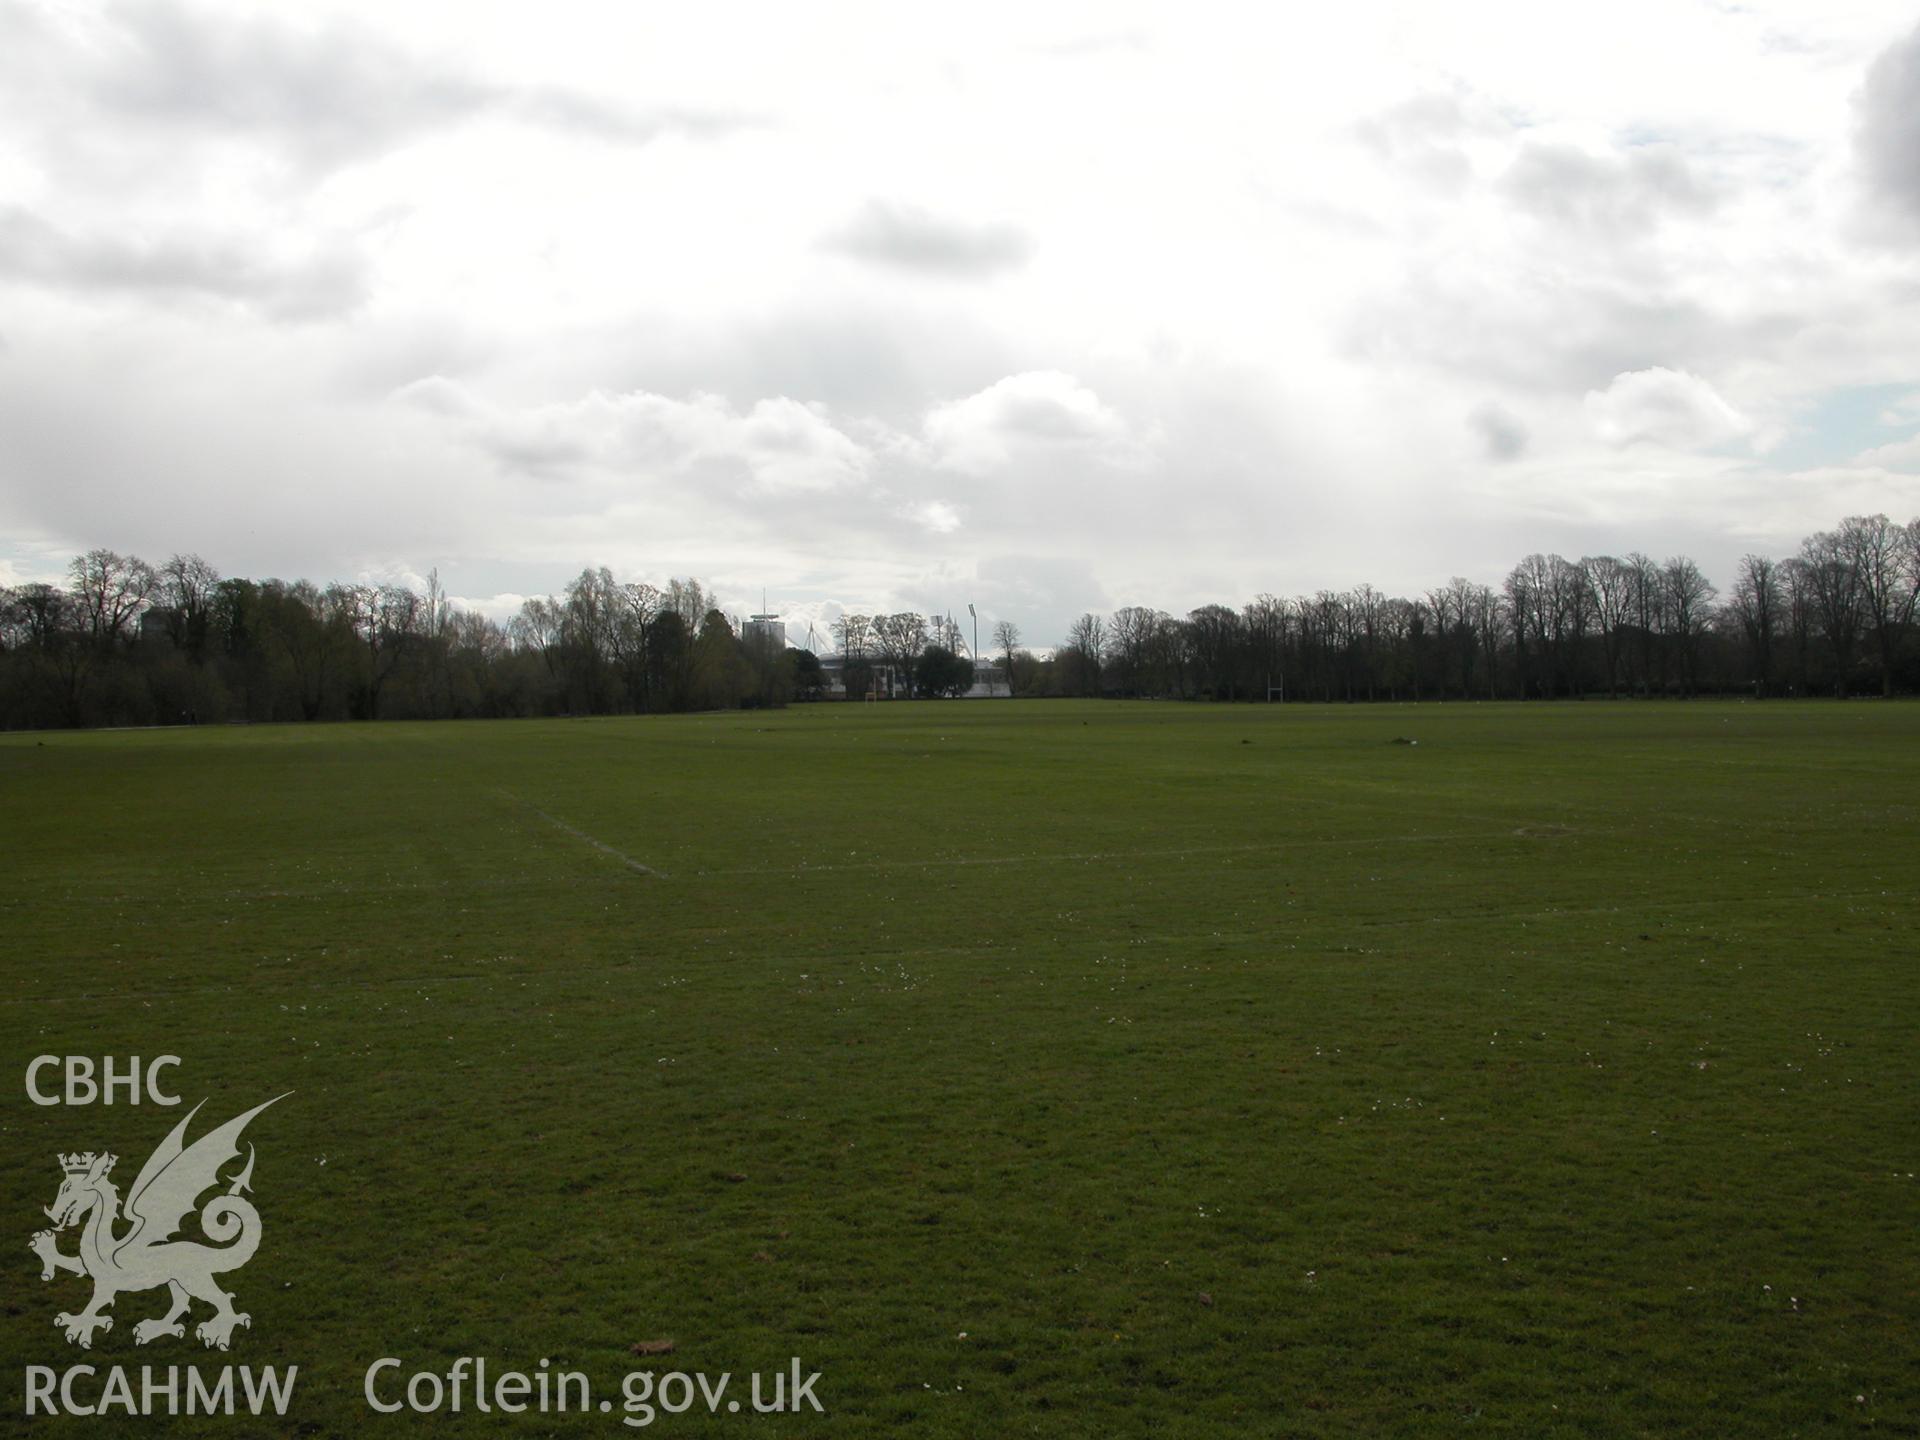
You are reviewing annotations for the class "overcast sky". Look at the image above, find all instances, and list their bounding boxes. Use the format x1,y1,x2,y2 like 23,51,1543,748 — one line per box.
2,0,1918,646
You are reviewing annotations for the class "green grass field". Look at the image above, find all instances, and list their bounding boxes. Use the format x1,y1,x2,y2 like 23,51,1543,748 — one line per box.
3,701,1916,1437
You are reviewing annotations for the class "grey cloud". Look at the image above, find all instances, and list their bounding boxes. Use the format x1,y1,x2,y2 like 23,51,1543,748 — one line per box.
0,206,367,320
822,200,1034,277
620,304,1013,423
1000,398,1099,440
1361,94,1473,145
390,376,480,418
481,432,595,480
944,555,1110,643
1469,403,1528,462
0,346,501,588
1857,22,1920,228
4,0,751,179
326,318,499,399
1348,266,1800,394
509,89,759,145
1500,142,1718,235
1356,93,1499,192
94,1,492,171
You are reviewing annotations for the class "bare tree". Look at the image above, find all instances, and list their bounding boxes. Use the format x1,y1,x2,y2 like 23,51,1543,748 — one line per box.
338,582,423,720
1350,584,1385,700
832,613,870,660
1800,527,1866,696
1728,554,1781,695
1305,591,1346,700
158,553,220,657
1430,578,1489,699
268,580,344,721
1907,517,1920,609
1062,612,1106,696
1244,594,1289,698
1660,557,1715,696
1503,556,1552,697
1624,552,1663,693
423,568,451,641
510,596,565,676
1184,605,1242,699
69,549,159,646
2,583,72,652
1468,583,1501,699
870,612,928,695
562,567,618,709
2,583,95,725
1422,586,1454,698
1106,606,1163,695
1776,557,1813,695
1583,556,1634,697
1837,514,1917,696
615,582,662,708
1554,556,1593,695
1382,597,1420,700
665,578,712,629
991,618,1020,695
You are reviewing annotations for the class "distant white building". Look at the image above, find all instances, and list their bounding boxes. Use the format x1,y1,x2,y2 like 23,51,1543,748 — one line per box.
965,665,1010,698
815,654,901,699
811,653,1007,699
742,613,785,655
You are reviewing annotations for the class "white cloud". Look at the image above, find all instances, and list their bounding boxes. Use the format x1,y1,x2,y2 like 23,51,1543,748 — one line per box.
904,500,963,534
1584,367,1753,450
1851,433,1920,472
447,590,530,621
923,371,1135,476
398,381,873,493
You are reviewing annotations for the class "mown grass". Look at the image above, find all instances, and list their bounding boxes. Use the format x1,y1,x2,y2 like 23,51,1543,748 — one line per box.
1,700,1916,1437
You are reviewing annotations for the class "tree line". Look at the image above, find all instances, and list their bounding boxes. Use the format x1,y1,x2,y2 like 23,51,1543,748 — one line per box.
1,511,1915,728
0,562,819,729
1036,514,1920,703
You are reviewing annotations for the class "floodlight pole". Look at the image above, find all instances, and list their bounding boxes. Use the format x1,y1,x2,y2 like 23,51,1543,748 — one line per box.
968,603,979,694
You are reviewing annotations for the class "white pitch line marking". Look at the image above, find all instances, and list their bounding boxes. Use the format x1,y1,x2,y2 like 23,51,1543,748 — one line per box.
700,828,1574,878
500,790,667,878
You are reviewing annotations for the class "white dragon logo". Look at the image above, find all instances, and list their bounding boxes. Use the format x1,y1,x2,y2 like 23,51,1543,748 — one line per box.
29,1095,287,1351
